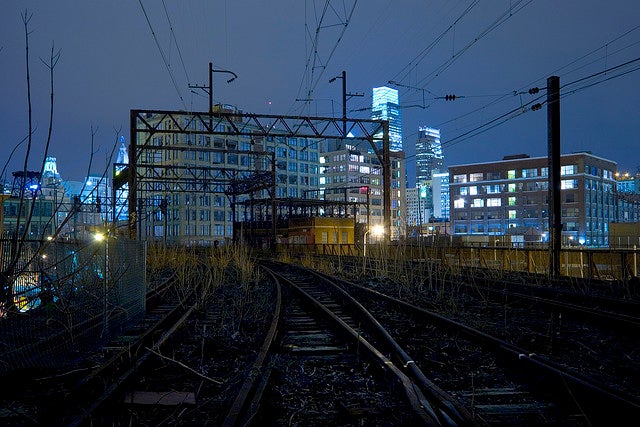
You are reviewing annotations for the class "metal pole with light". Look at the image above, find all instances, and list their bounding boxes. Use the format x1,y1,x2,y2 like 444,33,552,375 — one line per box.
363,225,384,272
363,228,370,272
189,62,237,120
329,70,363,138
94,231,108,336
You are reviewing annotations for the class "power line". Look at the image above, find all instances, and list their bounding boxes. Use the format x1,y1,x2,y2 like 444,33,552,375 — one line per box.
292,0,358,115
437,56,640,152
161,0,191,86
392,0,481,85
416,0,535,88
138,0,187,110
562,56,640,88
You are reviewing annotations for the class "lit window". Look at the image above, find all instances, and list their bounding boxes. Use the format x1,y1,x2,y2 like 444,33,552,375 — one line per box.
487,198,501,207
453,174,467,183
486,185,500,194
508,183,516,192
561,179,577,189
454,198,465,209
507,170,516,179
469,173,483,182
508,210,517,219
460,187,468,195
469,186,478,195
471,198,484,208
508,196,516,206
561,165,575,175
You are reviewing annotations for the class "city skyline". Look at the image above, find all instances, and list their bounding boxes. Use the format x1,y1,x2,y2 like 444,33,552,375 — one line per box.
1,1,639,185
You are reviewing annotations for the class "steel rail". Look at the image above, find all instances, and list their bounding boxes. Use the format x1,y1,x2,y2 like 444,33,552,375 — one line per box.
222,268,282,427
331,273,640,425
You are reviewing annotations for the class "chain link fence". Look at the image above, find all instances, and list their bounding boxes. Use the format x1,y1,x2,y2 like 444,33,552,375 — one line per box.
0,238,146,374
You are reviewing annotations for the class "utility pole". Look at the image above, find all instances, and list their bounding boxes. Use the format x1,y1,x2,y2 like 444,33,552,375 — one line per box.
330,70,363,137
547,76,561,279
189,62,238,115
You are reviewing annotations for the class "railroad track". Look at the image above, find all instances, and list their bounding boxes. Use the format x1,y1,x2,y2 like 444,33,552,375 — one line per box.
305,265,640,425
314,254,640,401
4,255,638,425
224,261,475,426
73,261,275,426
0,270,196,426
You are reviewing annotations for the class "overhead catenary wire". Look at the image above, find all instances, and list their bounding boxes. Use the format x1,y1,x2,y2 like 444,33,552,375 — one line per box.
393,51,640,169
161,0,191,86
138,0,187,110
393,24,640,161
416,0,534,88
291,0,358,116
347,0,532,118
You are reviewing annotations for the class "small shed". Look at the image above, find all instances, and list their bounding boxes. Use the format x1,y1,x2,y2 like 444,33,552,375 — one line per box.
287,217,354,245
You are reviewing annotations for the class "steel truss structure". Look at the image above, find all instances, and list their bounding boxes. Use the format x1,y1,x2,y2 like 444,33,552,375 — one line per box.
126,109,390,242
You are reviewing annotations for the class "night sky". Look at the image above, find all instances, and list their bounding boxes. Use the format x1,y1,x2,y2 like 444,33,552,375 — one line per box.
1,0,639,186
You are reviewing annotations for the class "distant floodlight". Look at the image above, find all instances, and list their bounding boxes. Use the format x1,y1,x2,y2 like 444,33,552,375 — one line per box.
371,224,384,237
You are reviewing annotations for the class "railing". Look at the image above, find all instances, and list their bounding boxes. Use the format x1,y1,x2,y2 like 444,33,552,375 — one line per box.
276,242,640,282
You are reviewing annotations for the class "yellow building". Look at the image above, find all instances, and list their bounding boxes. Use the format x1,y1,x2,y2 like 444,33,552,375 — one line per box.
287,217,354,245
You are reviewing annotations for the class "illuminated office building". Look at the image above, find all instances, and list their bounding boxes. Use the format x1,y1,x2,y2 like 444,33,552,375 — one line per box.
415,127,443,184
320,138,406,240
448,152,618,247
371,86,403,152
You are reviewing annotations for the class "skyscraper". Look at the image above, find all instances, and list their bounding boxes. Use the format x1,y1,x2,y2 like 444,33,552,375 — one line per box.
371,86,402,152
415,126,443,185
114,136,129,222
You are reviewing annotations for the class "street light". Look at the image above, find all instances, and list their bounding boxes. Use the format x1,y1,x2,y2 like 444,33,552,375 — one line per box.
189,62,238,115
363,224,384,271
94,231,109,336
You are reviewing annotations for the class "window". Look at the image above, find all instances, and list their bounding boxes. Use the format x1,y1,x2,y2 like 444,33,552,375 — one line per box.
454,198,465,209
508,183,516,192
487,198,501,207
460,187,468,196
471,224,485,233
525,182,538,191
508,196,516,206
453,174,467,183
561,165,575,175
454,225,468,233
561,179,577,189
522,168,538,178
486,185,500,194
508,210,517,219
469,186,478,195
507,170,516,179
471,198,484,208
469,173,483,182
